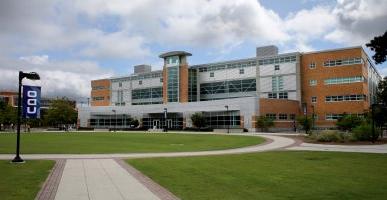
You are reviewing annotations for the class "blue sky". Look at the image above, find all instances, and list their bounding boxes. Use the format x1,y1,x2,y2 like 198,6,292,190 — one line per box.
0,0,386,100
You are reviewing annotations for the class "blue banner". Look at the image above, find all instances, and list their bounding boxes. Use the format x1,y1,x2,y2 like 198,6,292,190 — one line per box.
22,85,41,119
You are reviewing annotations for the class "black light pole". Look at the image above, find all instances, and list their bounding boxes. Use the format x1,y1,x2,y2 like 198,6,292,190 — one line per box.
164,108,168,132
225,105,229,134
112,109,116,132
302,103,308,135
12,71,40,163
311,105,315,130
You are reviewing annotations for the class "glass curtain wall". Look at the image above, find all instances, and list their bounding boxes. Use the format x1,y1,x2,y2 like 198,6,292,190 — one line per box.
188,69,198,102
203,111,241,128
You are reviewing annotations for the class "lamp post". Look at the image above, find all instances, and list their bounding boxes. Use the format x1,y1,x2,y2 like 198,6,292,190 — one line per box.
112,109,116,132
302,103,308,135
164,108,168,132
311,105,315,130
225,105,229,134
12,71,40,163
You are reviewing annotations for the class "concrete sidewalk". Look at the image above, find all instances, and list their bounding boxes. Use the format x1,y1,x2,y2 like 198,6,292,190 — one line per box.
55,159,160,200
0,135,295,160
287,142,387,153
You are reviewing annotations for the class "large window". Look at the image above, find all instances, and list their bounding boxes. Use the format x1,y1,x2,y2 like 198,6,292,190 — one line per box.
203,111,240,129
188,69,198,102
325,94,366,102
323,57,362,67
167,66,179,102
131,87,163,105
200,79,256,101
272,76,284,91
309,80,317,86
324,76,364,85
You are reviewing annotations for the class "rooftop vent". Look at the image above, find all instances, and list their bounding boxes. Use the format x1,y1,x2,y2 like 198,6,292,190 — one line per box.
256,45,278,57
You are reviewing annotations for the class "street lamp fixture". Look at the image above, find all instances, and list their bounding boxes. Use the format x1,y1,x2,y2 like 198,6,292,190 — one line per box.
112,109,117,132
12,71,40,163
164,108,168,132
225,105,229,134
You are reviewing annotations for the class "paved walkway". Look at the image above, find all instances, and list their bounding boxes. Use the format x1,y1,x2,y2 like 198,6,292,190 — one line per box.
287,142,387,153
0,135,295,160
55,159,160,200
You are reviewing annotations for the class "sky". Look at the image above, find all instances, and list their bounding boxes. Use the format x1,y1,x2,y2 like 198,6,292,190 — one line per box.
0,0,386,102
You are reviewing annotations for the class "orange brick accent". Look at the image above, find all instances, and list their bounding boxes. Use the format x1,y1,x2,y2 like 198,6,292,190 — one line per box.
91,79,111,106
240,115,244,128
179,64,189,103
301,47,370,127
0,91,17,107
162,66,168,104
259,98,301,128
251,115,257,128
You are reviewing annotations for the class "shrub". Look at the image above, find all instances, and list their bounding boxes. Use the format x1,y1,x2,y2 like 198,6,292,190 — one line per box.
191,112,207,130
336,115,364,131
256,116,274,132
352,124,380,142
297,116,313,135
316,130,341,142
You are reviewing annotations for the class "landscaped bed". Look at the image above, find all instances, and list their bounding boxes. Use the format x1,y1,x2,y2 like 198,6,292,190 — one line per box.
0,132,264,154
128,151,387,200
0,160,54,200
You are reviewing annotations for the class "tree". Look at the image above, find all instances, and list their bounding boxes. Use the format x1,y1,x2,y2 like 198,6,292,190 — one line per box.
256,116,274,132
366,30,387,64
46,99,77,127
297,116,313,135
131,119,139,128
377,76,387,105
336,114,364,131
191,112,206,130
0,101,17,127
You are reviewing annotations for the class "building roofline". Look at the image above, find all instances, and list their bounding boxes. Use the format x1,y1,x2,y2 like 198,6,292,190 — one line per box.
159,51,192,58
301,46,363,55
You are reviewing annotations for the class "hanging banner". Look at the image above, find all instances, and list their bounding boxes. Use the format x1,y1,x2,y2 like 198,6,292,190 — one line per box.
22,85,41,119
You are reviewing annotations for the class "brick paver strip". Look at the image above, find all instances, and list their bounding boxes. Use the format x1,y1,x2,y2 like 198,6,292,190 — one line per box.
36,159,66,200
115,159,180,200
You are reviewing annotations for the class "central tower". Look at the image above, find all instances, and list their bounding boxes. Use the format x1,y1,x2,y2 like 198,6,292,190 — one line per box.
159,51,192,104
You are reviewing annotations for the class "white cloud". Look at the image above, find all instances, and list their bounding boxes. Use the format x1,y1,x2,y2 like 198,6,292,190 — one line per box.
19,55,49,65
325,0,387,45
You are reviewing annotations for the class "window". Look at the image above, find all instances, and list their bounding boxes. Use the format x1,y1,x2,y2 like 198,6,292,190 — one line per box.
239,68,244,74
160,78,163,83
139,80,142,85
272,76,283,91
266,113,276,120
309,80,317,86
313,114,318,120
92,96,104,101
325,94,366,102
289,114,296,120
274,65,280,70
210,72,214,77
278,92,288,99
323,57,362,67
119,82,122,87
311,96,317,103
279,114,288,120
268,93,277,99
309,62,316,69
326,114,344,120
324,76,364,85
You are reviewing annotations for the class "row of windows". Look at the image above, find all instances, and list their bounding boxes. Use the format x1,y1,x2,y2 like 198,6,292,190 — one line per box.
323,57,362,67
325,94,366,102
112,72,162,83
200,79,256,95
92,96,105,101
131,87,163,100
92,86,107,90
324,76,364,85
265,113,296,120
268,92,288,99
258,56,297,66
197,60,257,72
272,76,284,91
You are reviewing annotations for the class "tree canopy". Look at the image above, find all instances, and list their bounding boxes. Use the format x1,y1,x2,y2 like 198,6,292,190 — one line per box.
191,112,206,129
366,30,387,64
45,99,77,126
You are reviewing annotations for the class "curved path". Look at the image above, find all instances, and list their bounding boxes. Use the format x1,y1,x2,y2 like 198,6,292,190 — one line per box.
0,134,294,160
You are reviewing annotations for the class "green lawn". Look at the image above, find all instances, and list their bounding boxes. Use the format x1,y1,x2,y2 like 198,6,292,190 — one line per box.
0,160,54,200
128,151,387,200
0,132,264,154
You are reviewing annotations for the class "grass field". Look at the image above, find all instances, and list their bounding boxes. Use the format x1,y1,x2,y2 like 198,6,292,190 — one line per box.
0,132,264,154
0,160,54,200
128,151,387,200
